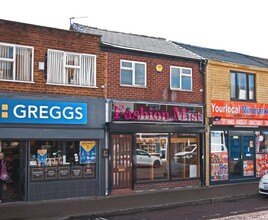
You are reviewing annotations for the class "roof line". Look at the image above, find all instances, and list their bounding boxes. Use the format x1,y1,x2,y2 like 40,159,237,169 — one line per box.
102,41,201,60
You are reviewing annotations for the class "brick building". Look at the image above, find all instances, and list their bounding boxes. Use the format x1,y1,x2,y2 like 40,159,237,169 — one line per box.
0,19,107,201
72,23,206,194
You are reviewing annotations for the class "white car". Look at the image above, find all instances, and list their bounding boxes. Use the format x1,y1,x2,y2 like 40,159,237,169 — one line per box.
259,174,268,195
135,149,162,168
174,145,197,161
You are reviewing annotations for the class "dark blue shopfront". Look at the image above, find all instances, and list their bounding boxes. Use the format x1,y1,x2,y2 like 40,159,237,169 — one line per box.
0,93,106,202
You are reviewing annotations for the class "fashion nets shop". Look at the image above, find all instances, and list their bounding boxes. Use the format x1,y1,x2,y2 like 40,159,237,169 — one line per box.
107,100,205,193
210,100,268,184
0,93,105,202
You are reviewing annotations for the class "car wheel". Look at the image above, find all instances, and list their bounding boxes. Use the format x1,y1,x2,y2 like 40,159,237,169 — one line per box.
153,160,161,168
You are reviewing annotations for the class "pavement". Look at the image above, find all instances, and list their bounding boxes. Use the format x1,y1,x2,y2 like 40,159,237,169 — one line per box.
0,180,260,220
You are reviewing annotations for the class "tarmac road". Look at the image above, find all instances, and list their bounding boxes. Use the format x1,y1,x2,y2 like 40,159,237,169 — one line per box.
106,196,267,220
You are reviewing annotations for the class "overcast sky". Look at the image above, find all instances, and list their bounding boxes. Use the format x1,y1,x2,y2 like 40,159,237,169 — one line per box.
1,0,268,58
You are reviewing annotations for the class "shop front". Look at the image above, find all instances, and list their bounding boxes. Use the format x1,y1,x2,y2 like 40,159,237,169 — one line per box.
0,93,105,202
107,100,205,193
210,100,268,184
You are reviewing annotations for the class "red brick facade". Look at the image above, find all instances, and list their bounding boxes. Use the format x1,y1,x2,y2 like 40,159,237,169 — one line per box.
0,19,107,98
107,51,204,103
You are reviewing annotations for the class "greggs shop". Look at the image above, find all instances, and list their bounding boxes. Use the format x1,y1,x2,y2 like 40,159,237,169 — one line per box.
0,93,105,202
210,100,268,184
107,100,205,193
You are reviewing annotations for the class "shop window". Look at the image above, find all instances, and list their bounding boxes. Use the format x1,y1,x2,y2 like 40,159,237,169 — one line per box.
29,140,97,181
134,133,200,182
134,133,168,181
210,131,228,182
256,131,268,177
230,72,255,101
169,133,199,179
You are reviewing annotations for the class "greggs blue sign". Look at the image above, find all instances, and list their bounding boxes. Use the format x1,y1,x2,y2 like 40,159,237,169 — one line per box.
0,99,87,124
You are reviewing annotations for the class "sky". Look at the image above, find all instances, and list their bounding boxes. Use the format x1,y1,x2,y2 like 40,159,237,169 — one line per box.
1,0,268,58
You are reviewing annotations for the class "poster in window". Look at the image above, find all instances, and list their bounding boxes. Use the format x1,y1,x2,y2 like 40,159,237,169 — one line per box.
243,160,254,176
37,149,47,167
31,168,44,181
79,141,96,164
58,167,70,179
45,167,58,180
256,154,268,177
83,164,95,178
210,152,228,181
71,166,82,178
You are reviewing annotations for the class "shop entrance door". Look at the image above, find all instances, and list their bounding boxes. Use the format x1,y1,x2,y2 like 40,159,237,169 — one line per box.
1,140,26,202
229,132,255,179
111,134,132,191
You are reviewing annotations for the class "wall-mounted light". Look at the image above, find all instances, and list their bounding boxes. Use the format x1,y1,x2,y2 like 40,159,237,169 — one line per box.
156,64,163,73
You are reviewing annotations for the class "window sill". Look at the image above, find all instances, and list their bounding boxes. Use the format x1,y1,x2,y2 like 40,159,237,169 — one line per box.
46,83,98,88
120,84,147,88
0,79,35,84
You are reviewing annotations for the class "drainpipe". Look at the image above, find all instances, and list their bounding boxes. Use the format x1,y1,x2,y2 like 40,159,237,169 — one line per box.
199,59,208,187
105,100,110,195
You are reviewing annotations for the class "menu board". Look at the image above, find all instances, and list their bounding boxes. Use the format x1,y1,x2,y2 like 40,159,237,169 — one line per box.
45,167,58,180
58,167,70,179
31,168,44,181
210,152,228,181
83,164,96,178
71,166,82,178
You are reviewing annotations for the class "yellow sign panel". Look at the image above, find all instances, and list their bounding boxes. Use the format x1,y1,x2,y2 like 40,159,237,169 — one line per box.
80,141,96,152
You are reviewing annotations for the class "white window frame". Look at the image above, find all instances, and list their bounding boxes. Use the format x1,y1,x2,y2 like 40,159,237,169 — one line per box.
47,49,97,87
120,60,146,87
0,42,34,82
170,66,192,91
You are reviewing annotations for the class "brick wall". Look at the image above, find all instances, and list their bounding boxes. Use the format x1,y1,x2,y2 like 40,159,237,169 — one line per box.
107,51,204,103
0,19,107,98
134,179,200,191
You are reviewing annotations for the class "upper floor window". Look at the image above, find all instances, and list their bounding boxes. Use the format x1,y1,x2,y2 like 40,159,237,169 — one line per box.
120,60,146,86
170,66,192,91
230,72,255,101
47,49,96,87
0,43,33,82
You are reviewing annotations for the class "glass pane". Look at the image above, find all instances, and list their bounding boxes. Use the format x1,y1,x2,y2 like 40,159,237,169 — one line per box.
121,69,132,85
15,47,32,81
135,63,145,85
248,75,255,100
0,45,13,59
182,76,191,90
170,133,199,179
29,140,97,178
135,133,167,181
171,68,180,89
81,55,95,86
230,72,236,99
182,68,191,75
66,54,79,66
0,61,13,80
237,73,247,100
122,61,132,68
66,68,79,85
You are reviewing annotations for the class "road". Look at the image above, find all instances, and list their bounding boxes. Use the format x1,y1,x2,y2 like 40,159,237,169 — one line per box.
96,195,268,220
